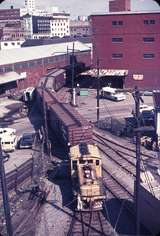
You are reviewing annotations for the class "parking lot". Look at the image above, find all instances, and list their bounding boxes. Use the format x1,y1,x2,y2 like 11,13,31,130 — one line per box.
76,89,154,122
0,97,39,172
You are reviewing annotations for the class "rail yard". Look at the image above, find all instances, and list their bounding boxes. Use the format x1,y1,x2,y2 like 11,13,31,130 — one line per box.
0,84,160,236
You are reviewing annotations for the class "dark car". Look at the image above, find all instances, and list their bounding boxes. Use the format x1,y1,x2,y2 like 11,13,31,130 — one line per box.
1,151,10,162
19,133,35,149
140,110,155,126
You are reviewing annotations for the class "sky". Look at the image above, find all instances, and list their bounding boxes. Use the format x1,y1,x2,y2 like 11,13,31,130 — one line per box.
0,0,160,18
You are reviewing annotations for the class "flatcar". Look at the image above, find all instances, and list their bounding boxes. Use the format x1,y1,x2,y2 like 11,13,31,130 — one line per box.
35,88,93,147
70,142,105,211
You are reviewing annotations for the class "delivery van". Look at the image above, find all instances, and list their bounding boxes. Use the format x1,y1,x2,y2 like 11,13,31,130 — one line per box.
101,87,126,101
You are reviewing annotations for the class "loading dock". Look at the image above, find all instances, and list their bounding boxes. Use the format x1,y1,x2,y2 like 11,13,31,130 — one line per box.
78,69,128,89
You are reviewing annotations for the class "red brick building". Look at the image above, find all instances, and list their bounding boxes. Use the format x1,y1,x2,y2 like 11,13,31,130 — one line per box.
109,0,131,12
91,12,160,89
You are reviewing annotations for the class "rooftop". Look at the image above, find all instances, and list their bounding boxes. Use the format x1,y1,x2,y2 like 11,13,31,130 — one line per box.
90,10,160,17
0,41,91,66
21,36,91,47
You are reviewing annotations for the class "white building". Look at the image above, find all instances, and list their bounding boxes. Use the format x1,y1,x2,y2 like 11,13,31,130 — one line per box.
23,15,33,39
25,0,35,12
32,7,59,16
0,40,25,50
50,13,70,38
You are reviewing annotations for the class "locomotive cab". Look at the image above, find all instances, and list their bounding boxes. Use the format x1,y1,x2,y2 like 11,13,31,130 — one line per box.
70,143,105,211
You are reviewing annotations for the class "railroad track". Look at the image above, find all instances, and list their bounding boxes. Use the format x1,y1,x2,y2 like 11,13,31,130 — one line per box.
102,166,133,201
93,131,135,201
12,196,42,236
94,130,155,160
67,210,117,236
94,131,148,177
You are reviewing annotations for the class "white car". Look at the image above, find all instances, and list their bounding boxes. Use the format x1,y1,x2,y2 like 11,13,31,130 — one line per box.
0,128,16,138
139,104,154,113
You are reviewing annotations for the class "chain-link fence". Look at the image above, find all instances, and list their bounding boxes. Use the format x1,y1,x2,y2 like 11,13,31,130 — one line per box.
95,116,136,137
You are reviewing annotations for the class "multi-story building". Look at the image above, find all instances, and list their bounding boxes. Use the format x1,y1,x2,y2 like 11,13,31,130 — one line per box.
25,0,35,12
1,22,25,41
109,0,131,12
32,15,51,37
23,12,70,39
23,15,51,39
70,20,91,37
0,8,21,30
50,13,70,38
91,11,160,89
0,8,25,42
0,8,20,21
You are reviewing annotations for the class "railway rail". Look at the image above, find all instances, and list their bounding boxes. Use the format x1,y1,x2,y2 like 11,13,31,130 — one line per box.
93,131,138,200
94,130,155,160
67,210,117,236
12,196,41,236
102,166,133,201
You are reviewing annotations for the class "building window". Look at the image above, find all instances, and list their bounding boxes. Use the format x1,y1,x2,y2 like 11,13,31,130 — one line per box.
144,19,155,25
112,20,123,26
143,53,155,59
112,53,123,59
112,37,123,43
4,66,12,72
143,37,155,42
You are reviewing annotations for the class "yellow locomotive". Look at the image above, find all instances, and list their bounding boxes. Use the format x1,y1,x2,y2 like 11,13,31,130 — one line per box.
70,142,105,211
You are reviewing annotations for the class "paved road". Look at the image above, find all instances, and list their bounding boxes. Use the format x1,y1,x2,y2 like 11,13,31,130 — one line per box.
76,90,153,122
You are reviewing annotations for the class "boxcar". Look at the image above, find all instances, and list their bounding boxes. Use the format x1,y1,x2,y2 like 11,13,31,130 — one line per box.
36,88,93,147
38,68,66,92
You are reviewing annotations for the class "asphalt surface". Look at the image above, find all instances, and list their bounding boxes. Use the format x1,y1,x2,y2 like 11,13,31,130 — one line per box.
76,89,153,122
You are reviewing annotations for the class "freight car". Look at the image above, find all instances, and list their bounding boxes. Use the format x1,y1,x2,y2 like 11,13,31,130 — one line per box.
38,68,66,92
70,142,105,211
35,88,93,147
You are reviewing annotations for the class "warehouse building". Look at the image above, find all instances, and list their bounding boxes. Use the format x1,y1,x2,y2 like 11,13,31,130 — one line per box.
91,11,160,89
0,41,91,94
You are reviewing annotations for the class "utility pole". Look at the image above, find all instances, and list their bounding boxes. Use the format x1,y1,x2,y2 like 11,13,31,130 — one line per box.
133,86,141,235
0,139,13,236
41,83,50,158
96,57,100,122
71,42,76,106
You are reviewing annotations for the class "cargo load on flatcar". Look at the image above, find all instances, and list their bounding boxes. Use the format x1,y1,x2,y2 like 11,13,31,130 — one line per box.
70,142,105,211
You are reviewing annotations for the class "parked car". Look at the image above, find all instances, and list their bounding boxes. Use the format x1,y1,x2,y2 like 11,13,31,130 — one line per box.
0,128,16,138
1,135,17,152
140,110,155,126
101,87,126,101
142,91,153,96
139,104,154,113
19,133,35,149
1,151,10,162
